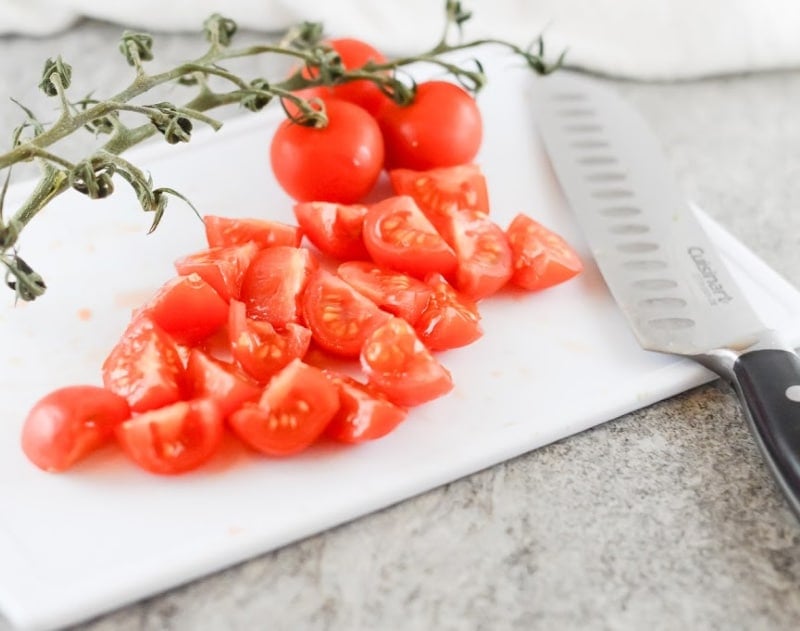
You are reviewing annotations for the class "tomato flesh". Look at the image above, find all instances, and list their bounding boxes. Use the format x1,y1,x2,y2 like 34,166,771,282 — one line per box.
174,242,259,302
293,201,370,261
204,215,302,250
506,214,583,290
415,273,483,351
186,349,262,419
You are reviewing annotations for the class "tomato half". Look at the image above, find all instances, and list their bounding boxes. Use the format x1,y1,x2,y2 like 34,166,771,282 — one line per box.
174,242,259,302
293,201,370,261
506,214,583,290
360,317,454,407
415,273,483,351
377,81,482,170
115,398,224,475
204,215,302,250
228,359,339,456
102,316,186,413
21,385,131,472
337,261,432,325
323,371,407,444
270,99,384,204
186,348,262,419
239,246,318,327
362,195,457,279
301,269,391,357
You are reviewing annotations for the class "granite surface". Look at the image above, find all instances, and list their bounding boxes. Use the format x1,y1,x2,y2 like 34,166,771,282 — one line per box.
2,19,800,631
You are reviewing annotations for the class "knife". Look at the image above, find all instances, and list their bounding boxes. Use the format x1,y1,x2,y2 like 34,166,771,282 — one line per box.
530,71,800,516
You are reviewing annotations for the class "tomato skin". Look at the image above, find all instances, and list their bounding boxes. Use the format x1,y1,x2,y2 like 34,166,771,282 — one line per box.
174,242,259,302
360,317,454,407
21,386,131,472
362,195,457,279
415,273,483,351
506,214,583,290
301,269,391,357
204,215,302,250
186,349,262,419
293,201,370,261
115,398,224,475
377,81,482,170
270,99,384,204
228,359,340,456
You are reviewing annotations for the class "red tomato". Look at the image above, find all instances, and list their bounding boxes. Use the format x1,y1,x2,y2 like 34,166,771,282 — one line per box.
115,398,224,475
204,215,302,250
389,163,491,236
337,261,432,325
360,317,454,407
239,246,318,327
415,273,483,351
270,99,384,204
102,316,185,413
506,214,583,290
444,210,513,300
301,269,391,357
21,385,131,472
228,359,339,456
293,201,370,261
377,81,482,170
228,299,312,382
323,371,407,444
362,195,457,279
186,349,262,419
174,242,259,302
143,273,229,345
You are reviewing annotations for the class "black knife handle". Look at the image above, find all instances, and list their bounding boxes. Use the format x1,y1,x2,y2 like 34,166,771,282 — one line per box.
732,348,800,513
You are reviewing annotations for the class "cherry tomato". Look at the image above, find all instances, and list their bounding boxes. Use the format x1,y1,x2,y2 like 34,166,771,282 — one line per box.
185,349,262,419
506,214,583,290
293,201,370,261
102,316,185,413
270,99,384,204
337,261,432,325
323,371,407,444
415,273,483,351
228,299,311,382
174,242,259,302
21,385,131,472
204,215,302,250
362,195,457,279
239,246,318,327
228,359,339,456
360,317,454,407
115,398,224,475
377,81,482,170
301,269,391,358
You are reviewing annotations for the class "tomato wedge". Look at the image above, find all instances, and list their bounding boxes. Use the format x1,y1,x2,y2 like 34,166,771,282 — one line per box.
204,215,302,250
102,316,186,413
115,398,224,475
323,371,407,444
360,317,454,407
186,348,262,419
228,299,312,382
21,385,131,472
506,214,583,290
302,269,391,357
337,261,432,325
362,195,457,279
415,273,483,351
174,242,259,302
228,359,339,456
293,201,370,261
239,245,318,327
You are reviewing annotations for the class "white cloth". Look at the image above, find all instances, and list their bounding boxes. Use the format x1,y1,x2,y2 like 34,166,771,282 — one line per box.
2,0,800,80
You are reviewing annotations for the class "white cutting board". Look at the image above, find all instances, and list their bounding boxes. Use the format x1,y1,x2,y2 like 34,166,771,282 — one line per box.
2,53,800,631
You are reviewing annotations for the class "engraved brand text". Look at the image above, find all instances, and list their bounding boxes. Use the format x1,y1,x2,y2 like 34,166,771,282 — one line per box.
687,246,733,305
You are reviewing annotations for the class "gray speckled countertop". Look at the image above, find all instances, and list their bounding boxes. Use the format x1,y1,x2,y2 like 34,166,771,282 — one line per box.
3,19,800,631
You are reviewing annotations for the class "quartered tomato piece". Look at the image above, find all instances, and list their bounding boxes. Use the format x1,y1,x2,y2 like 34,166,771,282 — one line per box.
115,398,224,475
228,359,339,456
186,348,262,419
506,213,583,290
302,269,391,358
362,195,457,279
228,299,312,383
204,215,302,250
360,317,454,407
323,371,407,444
337,261,432,325
293,201,369,261
415,273,483,351
102,316,185,413
21,385,131,472
239,246,318,327
174,242,259,302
